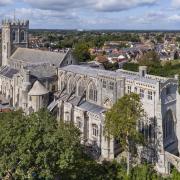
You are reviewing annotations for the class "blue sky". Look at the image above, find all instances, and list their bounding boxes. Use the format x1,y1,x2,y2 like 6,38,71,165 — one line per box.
1,0,180,29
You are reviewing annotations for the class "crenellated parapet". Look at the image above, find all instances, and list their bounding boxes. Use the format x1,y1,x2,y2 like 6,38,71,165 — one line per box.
2,19,29,27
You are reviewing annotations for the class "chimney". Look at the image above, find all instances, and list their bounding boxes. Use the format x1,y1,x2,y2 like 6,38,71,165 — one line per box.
139,66,147,77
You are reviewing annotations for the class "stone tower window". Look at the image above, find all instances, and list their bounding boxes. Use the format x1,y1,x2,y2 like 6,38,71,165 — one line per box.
12,30,16,41
89,82,97,102
20,31,25,41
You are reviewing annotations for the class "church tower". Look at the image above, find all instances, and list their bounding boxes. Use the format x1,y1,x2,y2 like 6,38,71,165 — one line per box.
1,19,29,66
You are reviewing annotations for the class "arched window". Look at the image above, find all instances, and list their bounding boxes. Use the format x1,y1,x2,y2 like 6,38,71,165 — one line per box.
88,82,97,102
78,80,85,97
68,78,75,93
92,124,99,137
12,30,16,41
20,31,25,41
60,77,66,91
163,110,174,140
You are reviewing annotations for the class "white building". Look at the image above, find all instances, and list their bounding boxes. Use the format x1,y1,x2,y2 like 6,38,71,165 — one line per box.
49,65,180,174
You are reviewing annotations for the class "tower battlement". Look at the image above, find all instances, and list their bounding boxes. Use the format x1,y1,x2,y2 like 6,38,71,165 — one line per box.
2,19,29,27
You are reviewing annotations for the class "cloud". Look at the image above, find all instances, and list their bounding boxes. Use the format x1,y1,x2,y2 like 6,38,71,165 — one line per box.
168,14,180,22
0,0,12,6
172,0,180,8
24,0,158,12
93,0,158,12
128,11,166,24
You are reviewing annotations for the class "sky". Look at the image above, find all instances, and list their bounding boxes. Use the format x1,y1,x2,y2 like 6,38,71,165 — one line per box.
1,0,180,30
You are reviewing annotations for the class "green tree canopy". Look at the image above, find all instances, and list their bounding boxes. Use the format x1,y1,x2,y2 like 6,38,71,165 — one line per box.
73,42,92,62
0,110,85,179
139,50,160,67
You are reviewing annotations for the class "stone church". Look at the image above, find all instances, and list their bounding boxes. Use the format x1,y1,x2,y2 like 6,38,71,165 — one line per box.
0,19,77,114
1,18,180,174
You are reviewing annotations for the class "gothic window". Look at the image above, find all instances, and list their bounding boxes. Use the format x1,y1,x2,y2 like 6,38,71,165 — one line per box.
148,91,153,100
60,79,66,90
68,78,75,93
20,31,25,41
140,89,144,98
163,110,174,140
92,124,99,137
12,30,16,41
89,82,97,102
78,80,85,97
109,81,114,90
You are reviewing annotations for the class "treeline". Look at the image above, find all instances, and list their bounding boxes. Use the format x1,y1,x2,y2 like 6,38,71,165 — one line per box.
35,31,140,49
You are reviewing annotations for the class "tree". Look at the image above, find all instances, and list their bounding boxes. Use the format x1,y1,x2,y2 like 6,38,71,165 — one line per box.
73,42,92,62
139,50,160,67
0,109,85,179
105,93,145,175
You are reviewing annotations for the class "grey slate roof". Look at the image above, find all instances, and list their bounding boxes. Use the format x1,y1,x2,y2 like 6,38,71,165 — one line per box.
58,93,105,115
0,66,19,79
61,65,119,79
25,64,57,79
79,101,105,115
61,65,169,85
10,48,68,67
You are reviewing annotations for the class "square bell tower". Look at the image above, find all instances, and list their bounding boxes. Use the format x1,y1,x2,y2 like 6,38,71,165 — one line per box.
1,19,29,66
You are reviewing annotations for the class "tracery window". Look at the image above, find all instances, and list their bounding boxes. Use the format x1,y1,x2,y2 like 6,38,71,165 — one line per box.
89,82,97,102
163,110,174,140
78,80,85,96
61,80,65,90
68,78,75,93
